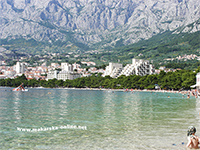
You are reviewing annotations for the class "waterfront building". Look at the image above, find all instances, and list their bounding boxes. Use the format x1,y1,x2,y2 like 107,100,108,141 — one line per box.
103,63,123,78
47,70,81,81
47,70,59,80
104,59,155,78
47,62,81,81
125,59,155,76
66,72,81,80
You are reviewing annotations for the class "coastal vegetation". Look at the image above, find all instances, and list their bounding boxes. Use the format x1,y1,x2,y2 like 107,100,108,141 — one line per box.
0,67,199,90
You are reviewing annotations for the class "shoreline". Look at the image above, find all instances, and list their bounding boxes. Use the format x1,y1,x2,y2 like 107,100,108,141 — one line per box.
36,87,200,98
0,86,197,97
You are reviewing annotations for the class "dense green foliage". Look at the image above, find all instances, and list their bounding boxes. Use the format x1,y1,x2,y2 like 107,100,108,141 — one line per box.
165,61,200,70
0,69,198,90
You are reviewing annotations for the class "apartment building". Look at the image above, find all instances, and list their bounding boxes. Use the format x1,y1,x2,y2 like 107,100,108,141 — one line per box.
103,63,123,78
123,59,155,76
47,63,81,81
61,63,73,72
104,59,155,78
47,70,81,81
15,62,26,74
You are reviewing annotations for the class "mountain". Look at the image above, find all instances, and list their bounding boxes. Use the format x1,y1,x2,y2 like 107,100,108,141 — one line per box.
0,0,200,53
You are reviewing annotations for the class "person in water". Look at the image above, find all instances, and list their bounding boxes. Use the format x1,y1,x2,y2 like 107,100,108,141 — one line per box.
187,126,200,149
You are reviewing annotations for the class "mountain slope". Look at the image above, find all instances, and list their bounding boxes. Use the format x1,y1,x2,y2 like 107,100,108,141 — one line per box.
0,0,200,52
94,29,200,68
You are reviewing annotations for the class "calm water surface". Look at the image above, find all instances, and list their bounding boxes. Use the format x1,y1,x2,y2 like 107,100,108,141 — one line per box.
0,87,199,150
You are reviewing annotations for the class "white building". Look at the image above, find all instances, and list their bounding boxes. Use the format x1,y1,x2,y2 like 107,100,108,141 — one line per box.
103,63,123,78
119,64,135,76
15,62,25,74
103,59,155,78
5,69,16,76
131,59,155,76
119,59,155,77
72,63,81,71
47,62,81,81
67,72,81,80
57,71,81,81
47,70,81,81
47,70,58,80
61,63,73,72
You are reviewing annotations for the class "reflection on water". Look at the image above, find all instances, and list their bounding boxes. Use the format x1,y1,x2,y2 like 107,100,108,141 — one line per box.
0,87,199,149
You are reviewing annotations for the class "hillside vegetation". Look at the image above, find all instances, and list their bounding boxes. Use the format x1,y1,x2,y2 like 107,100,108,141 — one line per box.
94,30,200,69
1,30,200,70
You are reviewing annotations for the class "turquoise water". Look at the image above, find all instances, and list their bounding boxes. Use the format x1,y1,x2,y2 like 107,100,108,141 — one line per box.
0,87,199,149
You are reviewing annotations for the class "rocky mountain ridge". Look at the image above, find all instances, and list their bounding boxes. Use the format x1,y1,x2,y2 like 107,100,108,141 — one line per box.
0,0,200,50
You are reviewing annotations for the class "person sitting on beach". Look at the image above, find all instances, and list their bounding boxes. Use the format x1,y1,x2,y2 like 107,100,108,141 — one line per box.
186,126,200,149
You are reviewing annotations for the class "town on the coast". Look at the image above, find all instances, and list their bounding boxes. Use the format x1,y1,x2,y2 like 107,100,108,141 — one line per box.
0,58,185,80
0,58,156,80
1,57,200,97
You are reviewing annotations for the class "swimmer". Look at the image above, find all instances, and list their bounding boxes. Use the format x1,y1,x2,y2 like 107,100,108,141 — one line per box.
186,126,200,149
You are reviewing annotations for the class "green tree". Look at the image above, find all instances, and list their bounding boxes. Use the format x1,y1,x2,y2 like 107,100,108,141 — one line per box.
63,80,72,87
47,79,57,88
28,79,39,87
55,80,64,87
5,78,13,87
102,78,112,88
0,79,5,86
39,80,48,87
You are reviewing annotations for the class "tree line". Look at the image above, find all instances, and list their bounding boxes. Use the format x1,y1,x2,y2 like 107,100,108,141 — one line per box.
1,67,199,90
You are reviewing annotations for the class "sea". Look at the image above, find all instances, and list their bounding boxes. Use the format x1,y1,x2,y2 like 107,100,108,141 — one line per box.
0,87,199,150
